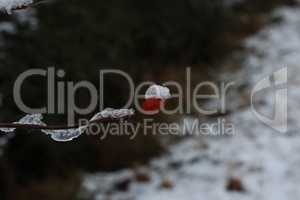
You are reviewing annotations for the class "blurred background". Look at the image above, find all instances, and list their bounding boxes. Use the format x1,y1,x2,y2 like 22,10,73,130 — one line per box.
0,0,299,199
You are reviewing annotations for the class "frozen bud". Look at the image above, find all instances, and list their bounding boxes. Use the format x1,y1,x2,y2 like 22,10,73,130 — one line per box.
143,85,171,113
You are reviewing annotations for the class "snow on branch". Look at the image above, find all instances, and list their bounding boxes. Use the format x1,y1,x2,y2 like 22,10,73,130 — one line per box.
0,0,33,13
0,108,135,142
0,84,169,142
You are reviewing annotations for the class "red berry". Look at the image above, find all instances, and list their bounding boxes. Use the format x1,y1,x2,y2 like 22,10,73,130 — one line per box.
143,98,164,113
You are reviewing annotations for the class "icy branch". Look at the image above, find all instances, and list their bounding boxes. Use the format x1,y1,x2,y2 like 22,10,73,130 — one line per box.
0,108,135,142
0,0,33,13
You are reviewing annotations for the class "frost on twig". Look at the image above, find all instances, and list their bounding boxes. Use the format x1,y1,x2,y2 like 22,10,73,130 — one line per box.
0,113,45,133
89,108,135,122
0,108,135,142
43,108,135,142
0,0,33,13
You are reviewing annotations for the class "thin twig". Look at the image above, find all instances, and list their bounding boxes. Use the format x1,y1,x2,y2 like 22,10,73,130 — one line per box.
0,117,131,130
12,0,52,11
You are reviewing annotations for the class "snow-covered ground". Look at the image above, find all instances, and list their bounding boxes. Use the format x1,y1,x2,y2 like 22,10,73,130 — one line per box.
80,6,300,200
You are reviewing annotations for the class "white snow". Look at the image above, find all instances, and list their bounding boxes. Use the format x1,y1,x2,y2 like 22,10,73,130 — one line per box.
145,85,171,100
89,108,135,122
0,0,33,13
80,6,300,200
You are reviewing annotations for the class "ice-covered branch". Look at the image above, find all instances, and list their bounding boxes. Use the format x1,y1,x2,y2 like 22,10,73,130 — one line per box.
0,0,49,13
0,0,33,13
0,108,135,142
0,84,169,142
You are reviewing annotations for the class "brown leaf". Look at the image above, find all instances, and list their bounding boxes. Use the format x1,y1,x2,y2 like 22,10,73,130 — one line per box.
226,177,246,192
